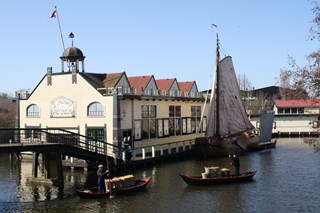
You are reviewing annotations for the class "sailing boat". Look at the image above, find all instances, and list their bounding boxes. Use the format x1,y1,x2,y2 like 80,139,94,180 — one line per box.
194,29,260,159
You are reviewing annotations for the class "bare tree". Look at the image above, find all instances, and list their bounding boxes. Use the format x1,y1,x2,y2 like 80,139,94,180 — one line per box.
237,73,252,91
309,0,320,42
279,1,320,100
279,56,310,99
281,1,320,151
0,93,13,99
0,92,15,128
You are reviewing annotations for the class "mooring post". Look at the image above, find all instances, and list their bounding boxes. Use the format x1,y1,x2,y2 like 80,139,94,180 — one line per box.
55,152,64,188
32,152,39,178
43,154,50,179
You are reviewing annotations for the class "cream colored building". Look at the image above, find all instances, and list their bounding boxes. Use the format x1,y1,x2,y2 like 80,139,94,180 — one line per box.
272,99,320,136
18,44,208,157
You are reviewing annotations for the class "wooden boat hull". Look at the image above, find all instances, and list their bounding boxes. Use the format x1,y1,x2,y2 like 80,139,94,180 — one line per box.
194,136,259,159
179,171,256,186
76,177,151,198
247,140,277,151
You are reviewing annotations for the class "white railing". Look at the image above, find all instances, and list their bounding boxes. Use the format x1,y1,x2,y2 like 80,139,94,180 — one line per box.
120,139,194,162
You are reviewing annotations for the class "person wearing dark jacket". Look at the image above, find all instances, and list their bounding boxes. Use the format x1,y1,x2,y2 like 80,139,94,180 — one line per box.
97,165,109,193
124,137,132,162
229,154,240,176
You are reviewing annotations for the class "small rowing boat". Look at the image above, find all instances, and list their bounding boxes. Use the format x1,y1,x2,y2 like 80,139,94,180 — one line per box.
179,171,256,186
76,177,151,198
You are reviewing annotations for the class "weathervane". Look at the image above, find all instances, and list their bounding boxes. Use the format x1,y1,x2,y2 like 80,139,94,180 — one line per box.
69,32,74,47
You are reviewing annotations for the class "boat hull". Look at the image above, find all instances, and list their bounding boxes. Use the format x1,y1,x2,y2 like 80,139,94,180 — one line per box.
179,171,256,186
194,136,259,159
247,140,277,151
76,177,151,199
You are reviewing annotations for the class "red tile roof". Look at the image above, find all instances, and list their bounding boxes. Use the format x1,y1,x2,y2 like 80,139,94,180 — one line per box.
178,81,194,97
275,99,320,107
156,78,176,91
127,76,153,95
178,81,194,92
128,76,152,88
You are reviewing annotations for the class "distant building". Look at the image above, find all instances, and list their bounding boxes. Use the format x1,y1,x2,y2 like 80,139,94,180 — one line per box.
272,99,320,136
274,99,320,115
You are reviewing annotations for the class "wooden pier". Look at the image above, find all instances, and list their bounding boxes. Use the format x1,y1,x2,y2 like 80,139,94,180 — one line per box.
0,128,195,187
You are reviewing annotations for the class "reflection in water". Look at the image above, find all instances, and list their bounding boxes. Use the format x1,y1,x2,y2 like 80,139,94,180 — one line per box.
1,138,320,212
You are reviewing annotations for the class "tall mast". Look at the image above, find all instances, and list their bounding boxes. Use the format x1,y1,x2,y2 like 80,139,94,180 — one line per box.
214,29,220,138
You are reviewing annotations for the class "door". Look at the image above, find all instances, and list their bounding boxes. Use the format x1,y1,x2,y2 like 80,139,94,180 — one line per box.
87,128,105,154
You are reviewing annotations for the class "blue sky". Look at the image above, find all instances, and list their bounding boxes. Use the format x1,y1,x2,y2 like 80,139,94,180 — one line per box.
0,0,317,95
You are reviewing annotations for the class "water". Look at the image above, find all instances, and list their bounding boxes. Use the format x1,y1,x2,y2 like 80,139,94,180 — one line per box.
0,138,319,213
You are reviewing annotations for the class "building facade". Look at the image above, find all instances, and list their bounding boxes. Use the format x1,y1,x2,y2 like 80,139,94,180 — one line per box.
272,99,320,136
18,44,208,157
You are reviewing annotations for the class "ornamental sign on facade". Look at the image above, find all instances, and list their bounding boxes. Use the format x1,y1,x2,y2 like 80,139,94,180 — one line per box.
50,96,76,117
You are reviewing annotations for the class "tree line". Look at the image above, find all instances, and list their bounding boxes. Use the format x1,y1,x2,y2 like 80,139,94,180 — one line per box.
0,92,15,128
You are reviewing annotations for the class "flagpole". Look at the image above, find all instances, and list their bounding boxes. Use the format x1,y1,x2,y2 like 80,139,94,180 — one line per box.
54,6,66,52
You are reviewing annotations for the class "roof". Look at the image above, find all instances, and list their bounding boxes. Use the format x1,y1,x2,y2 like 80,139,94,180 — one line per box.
128,76,152,95
80,73,106,89
178,81,194,93
80,72,124,92
60,46,85,61
103,72,124,88
156,78,176,91
274,99,320,107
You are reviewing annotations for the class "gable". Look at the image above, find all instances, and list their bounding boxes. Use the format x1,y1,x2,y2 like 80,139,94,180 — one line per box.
128,76,152,95
169,80,180,96
144,76,159,96
115,72,131,94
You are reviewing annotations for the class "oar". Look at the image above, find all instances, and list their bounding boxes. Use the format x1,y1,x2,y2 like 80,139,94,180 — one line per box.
106,155,114,198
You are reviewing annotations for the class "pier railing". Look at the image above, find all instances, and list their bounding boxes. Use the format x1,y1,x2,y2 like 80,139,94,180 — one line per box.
0,128,195,163
126,139,195,161
0,128,118,157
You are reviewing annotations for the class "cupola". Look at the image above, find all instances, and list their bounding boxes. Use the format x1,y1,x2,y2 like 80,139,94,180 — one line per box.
60,32,86,72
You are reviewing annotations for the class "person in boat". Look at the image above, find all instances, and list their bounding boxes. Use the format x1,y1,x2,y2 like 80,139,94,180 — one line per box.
229,154,240,176
97,164,109,193
121,137,127,161
124,136,132,162
244,131,251,139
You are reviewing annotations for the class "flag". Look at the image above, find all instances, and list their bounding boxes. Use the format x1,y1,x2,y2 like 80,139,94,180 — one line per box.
49,9,57,18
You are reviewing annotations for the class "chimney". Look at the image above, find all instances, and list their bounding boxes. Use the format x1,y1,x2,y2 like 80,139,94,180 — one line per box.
47,67,52,86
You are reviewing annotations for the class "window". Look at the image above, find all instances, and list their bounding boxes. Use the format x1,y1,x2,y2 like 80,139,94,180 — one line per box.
141,105,150,118
298,108,304,114
284,108,290,114
25,128,41,142
141,105,157,139
191,106,202,133
26,104,40,117
169,106,181,136
88,102,104,116
278,108,284,114
87,128,105,154
291,108,297,114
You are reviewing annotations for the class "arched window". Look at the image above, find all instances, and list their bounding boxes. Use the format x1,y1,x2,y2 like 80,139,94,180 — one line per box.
87,102,104,116
27,104,40,117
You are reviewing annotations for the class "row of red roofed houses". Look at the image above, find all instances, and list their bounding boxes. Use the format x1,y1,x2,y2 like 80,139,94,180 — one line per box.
91,73,203,98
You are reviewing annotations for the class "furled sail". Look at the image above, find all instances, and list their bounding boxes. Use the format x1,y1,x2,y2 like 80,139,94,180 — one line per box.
206,56,254,138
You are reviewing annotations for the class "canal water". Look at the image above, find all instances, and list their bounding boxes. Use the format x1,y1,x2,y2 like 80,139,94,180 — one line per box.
0,138,319,213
